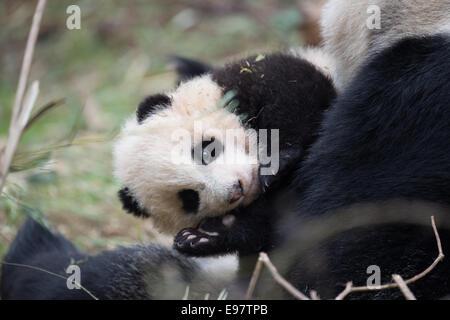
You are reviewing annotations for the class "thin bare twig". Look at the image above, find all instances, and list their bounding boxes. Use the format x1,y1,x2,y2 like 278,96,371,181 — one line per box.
335,282,353,300
0,232,12,243
310,290,320,300
24,98,65,131
245,254,264,299
1,261,98,300
335,216,444,300
0,82,39,191
246,252,310,300
11,0,46,124
0,0,47,192
392,274,416,300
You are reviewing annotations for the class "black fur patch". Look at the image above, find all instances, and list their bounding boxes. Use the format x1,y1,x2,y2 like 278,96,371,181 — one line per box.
172,56,212,83
1,217,193,299
296,34,450,217
178,189,200,214
136,94,172,124
118,187,150,218
212,52,336,157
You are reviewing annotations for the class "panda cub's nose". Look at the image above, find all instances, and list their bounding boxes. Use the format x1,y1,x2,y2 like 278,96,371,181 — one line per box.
229,181,244,203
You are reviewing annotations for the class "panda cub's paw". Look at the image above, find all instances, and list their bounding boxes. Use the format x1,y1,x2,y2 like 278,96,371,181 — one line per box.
173,228,218,256
173,215,236,256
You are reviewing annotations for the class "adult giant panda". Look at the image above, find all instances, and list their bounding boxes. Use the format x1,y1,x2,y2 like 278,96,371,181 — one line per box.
173,0,450,299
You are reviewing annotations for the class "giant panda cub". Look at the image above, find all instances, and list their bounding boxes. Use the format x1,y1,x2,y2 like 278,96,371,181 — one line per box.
114,49,337,236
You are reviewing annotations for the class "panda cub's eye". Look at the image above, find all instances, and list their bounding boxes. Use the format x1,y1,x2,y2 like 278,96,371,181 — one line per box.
192,137,223,165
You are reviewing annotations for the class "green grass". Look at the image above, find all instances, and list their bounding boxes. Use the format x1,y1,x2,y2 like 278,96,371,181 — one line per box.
0,0,305,261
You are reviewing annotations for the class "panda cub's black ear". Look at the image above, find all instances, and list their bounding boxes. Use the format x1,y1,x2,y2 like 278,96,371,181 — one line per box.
137,94,172,124
172,56,213,84
118,187,150,218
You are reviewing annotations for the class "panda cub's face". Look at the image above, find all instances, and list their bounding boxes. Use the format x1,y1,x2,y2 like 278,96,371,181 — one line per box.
114,75,260,235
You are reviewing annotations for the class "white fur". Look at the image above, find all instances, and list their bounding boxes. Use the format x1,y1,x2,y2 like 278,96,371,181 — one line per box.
194,254,239,284
291,46,338,87
321,0,450,91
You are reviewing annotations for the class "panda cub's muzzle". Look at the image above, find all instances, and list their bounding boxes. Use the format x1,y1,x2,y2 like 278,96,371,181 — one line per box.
229,180,244,204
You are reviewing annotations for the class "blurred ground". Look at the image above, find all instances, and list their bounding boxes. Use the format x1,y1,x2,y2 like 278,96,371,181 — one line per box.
0,0,322,261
